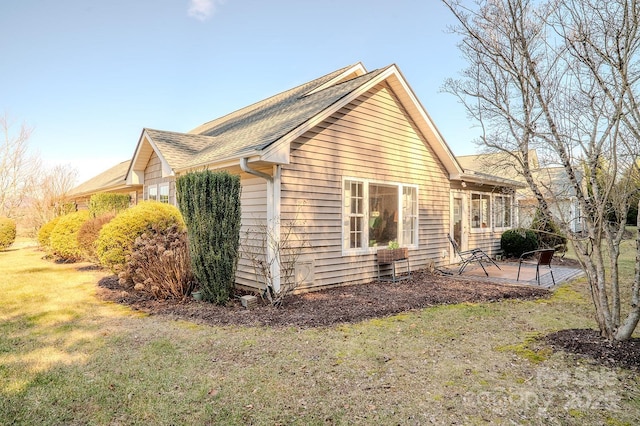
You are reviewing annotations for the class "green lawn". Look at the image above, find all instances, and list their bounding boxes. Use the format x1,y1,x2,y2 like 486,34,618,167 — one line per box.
1,240,639,425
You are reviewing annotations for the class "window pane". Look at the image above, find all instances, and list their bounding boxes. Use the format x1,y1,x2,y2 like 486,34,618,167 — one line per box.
402,186,417,245
481,196,490,228
471,194,481,228
148,185,158,201
344,180,364,250
159,184,169,204
369,183,397,247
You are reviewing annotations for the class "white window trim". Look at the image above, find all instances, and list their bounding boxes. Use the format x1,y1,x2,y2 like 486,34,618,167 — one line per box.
470,191,492,233
493,193,513,231
159,182,170,204
146,184,158,201
342,176,419,255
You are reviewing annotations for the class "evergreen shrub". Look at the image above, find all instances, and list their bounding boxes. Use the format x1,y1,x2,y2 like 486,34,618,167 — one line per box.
88,193,131,218
177,170,241,304
0,217,17,250
50,211,90,261
37,216,62,249
96,201,184,272
501,228,538,258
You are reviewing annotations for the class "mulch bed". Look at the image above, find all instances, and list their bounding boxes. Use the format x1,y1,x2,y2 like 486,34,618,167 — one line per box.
545,329,640,371
97,270,548,328
97,269,640,370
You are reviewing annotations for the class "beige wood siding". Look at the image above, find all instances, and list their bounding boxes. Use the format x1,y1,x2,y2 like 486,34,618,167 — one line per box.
144,152,176,204
280,82,451,289
236,175,268,290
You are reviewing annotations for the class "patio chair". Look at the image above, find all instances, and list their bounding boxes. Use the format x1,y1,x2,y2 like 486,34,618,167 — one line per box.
517,248,555,286
447,233,501,276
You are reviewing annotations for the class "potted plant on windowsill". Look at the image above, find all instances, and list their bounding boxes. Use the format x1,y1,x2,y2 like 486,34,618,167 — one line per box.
377,241,408,263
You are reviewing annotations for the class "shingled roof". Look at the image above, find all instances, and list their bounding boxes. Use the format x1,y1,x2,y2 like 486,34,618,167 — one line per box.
129,63,393,175
68,160,134,197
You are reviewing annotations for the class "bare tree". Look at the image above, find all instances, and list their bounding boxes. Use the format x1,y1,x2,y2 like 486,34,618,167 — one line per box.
443,0,640,341
28,163,79,229
0,113,40,218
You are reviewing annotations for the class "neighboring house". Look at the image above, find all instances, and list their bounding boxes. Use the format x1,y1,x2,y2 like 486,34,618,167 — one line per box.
77,63,521,292
457,151,584,233
67,160,141,210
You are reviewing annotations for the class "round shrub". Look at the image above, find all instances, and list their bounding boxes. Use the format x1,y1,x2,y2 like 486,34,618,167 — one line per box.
77,213,116,262
96,201,184,272
0,217,17,250
501,228,538,258
50,211,90,261
37,216,62,249
118,224,195,299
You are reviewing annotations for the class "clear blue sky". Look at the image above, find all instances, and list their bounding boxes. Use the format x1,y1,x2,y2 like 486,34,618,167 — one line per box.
1,0,478,183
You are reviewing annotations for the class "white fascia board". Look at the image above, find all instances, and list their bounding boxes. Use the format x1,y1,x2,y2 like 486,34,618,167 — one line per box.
261,139,291,164
174,152,262,174
126,129,175,184
304,62,368,97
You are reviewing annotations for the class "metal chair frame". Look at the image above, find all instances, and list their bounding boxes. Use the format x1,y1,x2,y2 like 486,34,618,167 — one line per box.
447,233,501,276
517,248,556,286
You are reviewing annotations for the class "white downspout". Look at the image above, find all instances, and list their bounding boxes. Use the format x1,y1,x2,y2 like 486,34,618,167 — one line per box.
240,158,281,294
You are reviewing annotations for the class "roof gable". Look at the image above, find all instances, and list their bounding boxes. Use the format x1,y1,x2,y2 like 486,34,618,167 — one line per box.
126,63,466,180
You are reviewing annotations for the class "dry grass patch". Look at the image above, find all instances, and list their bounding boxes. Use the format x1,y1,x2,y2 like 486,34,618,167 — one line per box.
0,241,639,425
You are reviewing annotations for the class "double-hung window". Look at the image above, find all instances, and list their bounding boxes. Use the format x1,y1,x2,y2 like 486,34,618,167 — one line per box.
159,183,170,204
148,185,158,201
471,193,491,230
343,178,418,253
493,194,512,229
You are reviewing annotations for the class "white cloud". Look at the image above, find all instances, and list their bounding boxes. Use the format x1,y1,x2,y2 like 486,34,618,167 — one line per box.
188,0,224,21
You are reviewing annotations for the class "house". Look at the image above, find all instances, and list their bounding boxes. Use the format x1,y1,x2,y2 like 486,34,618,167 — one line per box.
457,151,584,233
76,63,521,292
67,160,141,209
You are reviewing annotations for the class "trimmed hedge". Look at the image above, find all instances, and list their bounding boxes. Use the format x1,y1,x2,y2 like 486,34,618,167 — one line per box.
37,216,62,250
50,211,90,261
96,201,184,272
177,170,241,305
0,217,17,250
88,193,131,218
501,228,538,258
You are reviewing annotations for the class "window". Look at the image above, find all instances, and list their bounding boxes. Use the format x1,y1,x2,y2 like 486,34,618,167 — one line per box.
471,193,491,230
148,185,158,201
343,178,418,252
493,194,512,228
159,183,170,204
344,181,364,249
402,186,418,245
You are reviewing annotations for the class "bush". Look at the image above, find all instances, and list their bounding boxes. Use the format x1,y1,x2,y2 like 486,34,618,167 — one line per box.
0,217,17,250
96,201,184,272
501,228,538,258
118,224,195,299
88,193,131,218
530,209,567,251
177,170,241,305
77,213,116,262
37,216,62,249
50,211,90,261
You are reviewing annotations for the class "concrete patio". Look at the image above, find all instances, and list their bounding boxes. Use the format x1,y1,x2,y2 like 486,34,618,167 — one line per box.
442,260,584,289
